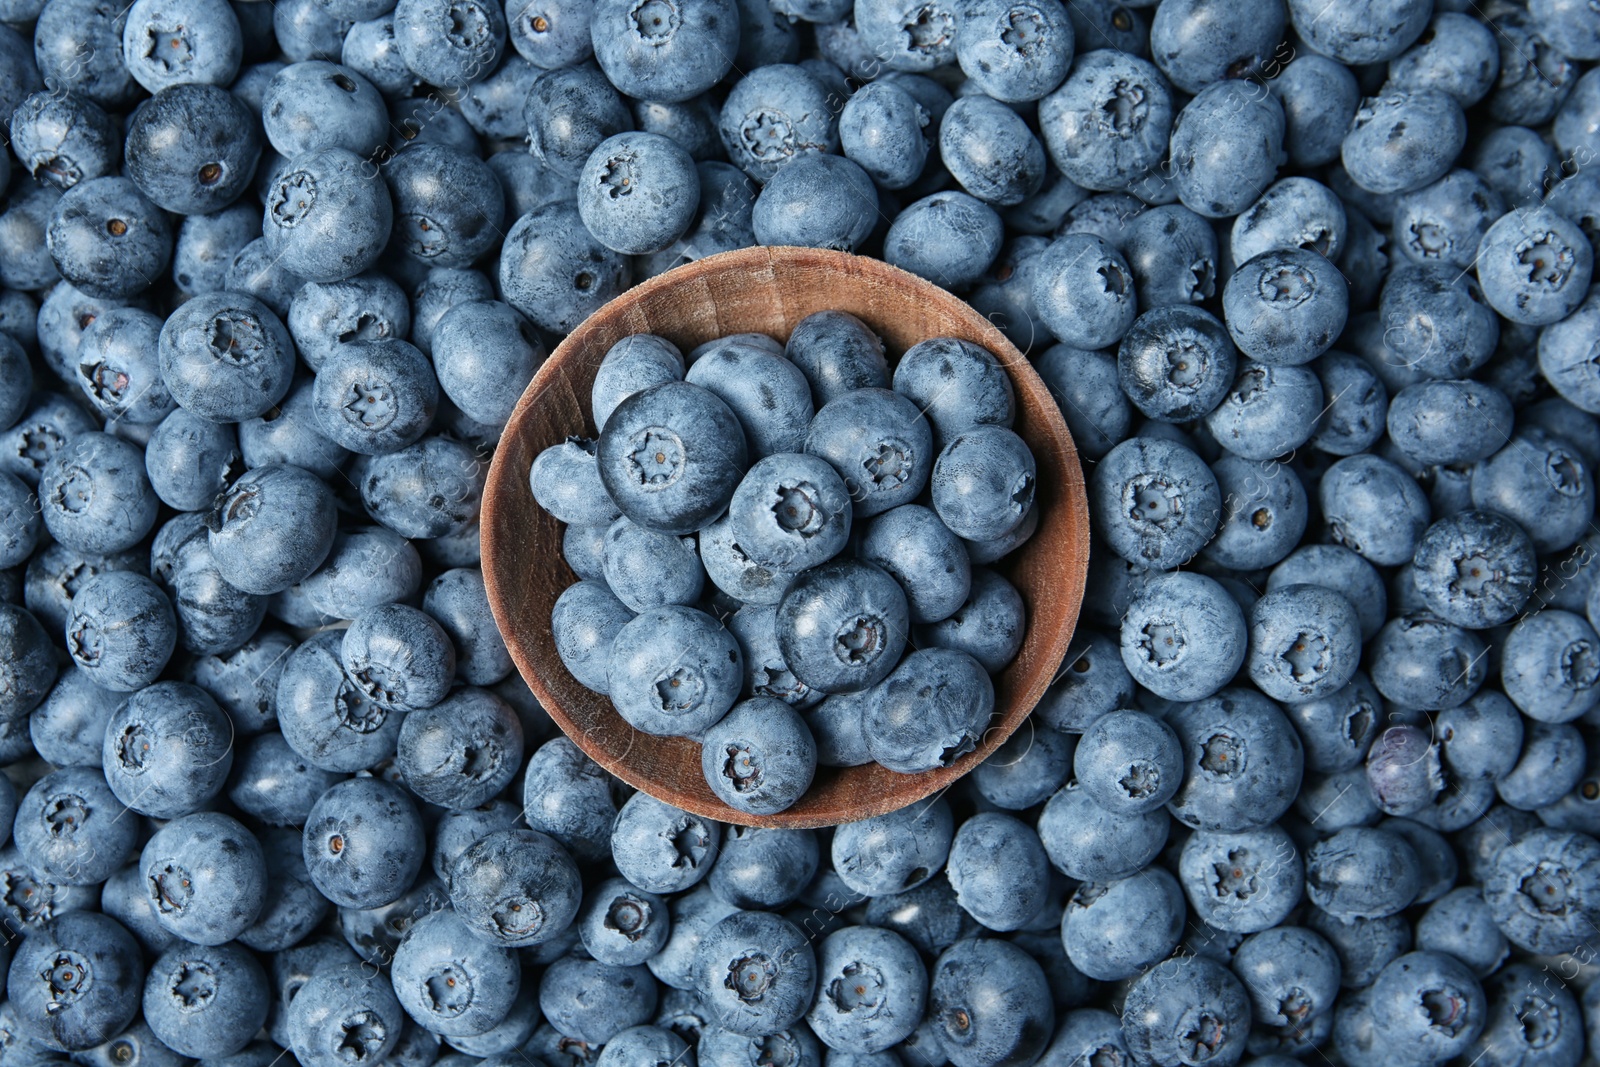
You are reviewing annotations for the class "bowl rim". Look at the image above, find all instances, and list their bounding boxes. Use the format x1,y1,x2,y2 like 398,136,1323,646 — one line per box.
481,245,1090,828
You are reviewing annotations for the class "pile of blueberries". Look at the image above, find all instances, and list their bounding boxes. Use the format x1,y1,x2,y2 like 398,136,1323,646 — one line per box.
2,0,1600,1061
533,322,1038,814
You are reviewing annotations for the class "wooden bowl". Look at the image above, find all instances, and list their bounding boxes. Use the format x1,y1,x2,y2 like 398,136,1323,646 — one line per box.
482,246,1089,828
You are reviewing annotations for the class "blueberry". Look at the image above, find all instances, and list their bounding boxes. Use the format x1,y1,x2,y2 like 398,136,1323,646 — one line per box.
1030,345,1129,462
1118,305,1237,424
1390,169,1505,272
774,559,908,695
1320,453,1432,566
805,388,934,519
607,605,742,737
207,464,338,595
928,937,1052,1067
751,153,880,254
39,431,160,555
857,506,968,625
839,82,931,191
342,602,457,713
359,435,485,540
542,956,656,1043
120,0,241,92
929,425,1034,542
12,766,136,887
700,697,816,814
276,630,403,771
806,925,926,1054
783,313,889,410
390,908,521,1036
286,962,405,1067
1061,867,1184,981
342,16,418,96
944,813,1048,932
1222,247,1347,366
398,687,522,809
1379,264,1500,380
1090,435,1220,569
1411,511,1536,630
954,0,1073,104
1367,951,1485,1060
393,0,506,87
303,777,425,908
1497,720,1585,811
1247,583,1362,703
1072,708,1180,815
138,811,266,946
1029,233,1136,350
1166,687,1304,832
1369,613,1487,711
1476,204,1594,326
141,943,269,1059
686,343,815,460
7,912,144,1051
447,828,581,950
524,64,633,181
75,311,175,424
1037,50,1171,193
913,567,1024,674
521,737,619,864
313,338,439,455
1042,1010,1129,1067
596,381,747,535
592,0,736,103
604,793,720,895
831,798,953,897
1120,571,1246,702
602,517,706,612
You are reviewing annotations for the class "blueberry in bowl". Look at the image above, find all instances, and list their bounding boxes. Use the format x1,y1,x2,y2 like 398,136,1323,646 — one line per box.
482,246,1088,828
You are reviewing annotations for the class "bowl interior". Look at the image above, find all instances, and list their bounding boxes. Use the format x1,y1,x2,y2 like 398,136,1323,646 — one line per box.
482,246,1090,828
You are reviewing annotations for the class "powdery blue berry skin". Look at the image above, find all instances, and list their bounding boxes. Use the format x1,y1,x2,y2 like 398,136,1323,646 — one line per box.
541,956,657,1043
602,516,705,612
954,0,1073,105
858,505,969,625
1178,824,1303,935
892,337,1014,449
449,828,581,949
1029,233,1136,350
607,605,742,738
225,731,341,829
705,823,816,911
121,82,259,217
783,312,887,411
1386,379,1513,467
1476,205,1595,326
1380,264,1500,380
284,956,404,1067
776,559,910,696
928,937,1052,1067
937,95,1044,208
830,797,953,897
1116,304,1236,424
687,344,815,460
9,88,118,193
1304,825,1423,923
852,0,957,73
1320,453,1432,566
1470,961,1585,1067
7,911,144,1052
341,15,418,97
802,687,873,767
1148,0,1282,94
839,82,930,191
1472,126,1557,212
944,812,1048,932
1042,1009,1129,1067
1167,80,1285,220
1091,435,1220,569
578,879,668,966
1207,360,1323,461
358,435,485,541
1539,287,1600,414
158,289,295,424
13,766,134,887
1366,951,1486,1060
390,907,521,1038
423,568,511,686
138,811,266,947
1411,510,1536,630
1341,89,1467,198
1475,426,1594,553
1122,955,1252,1066
575,131,698,257
1222,247,1348,367
597,380,748,535
1232,925,1341,1029
1390,169,1505,271
593,334,685,430
591,0,736,104
397,687,523,810
1061,866,1184,981
303,777,425,909
1038,50,1172,192
1032,345,1129,462
385,144,507,268
1072,708,1179,815
141,942,269,1060
143,409,240,515
699,697,816,814
61,570,175,693
340,602,456,714
524,65,634,181
1119,571,1246,703
102,678,231,821
805,925,925,1054
38,431,160,556
1166,687,1304,833
1123,203,1218,310
928,424,1035,543
1499,723,1584,815
119,0,241,93
552,582,633,696
1370,612,1488,711
392,0,505,86
1415,887,1507,978
297,525,423,625
261,148,392,283
883,191,1005,291
313,338,439,456
805,388,934,518
1247,583,1362,703
275,631,401,772
752,153,879,254
262,60,390,160
914,566,1024,673
865,647,993,774
206,463,338,596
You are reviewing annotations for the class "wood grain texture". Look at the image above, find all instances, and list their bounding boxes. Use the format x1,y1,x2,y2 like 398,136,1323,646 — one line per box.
482,246,1090,828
